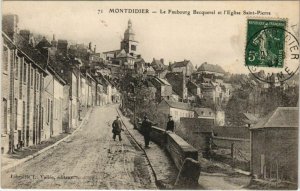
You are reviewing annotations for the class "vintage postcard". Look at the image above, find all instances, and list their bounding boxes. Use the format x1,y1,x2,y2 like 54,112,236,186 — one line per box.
1,1,299,190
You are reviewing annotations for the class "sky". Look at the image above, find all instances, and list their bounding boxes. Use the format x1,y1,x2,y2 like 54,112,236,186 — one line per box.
2,1,299,74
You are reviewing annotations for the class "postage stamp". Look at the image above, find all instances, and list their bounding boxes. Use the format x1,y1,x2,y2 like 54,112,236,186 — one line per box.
245,19,287,68
246,18,299,83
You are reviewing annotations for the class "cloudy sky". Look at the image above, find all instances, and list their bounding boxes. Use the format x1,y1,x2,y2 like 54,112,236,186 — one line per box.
3,1,299,73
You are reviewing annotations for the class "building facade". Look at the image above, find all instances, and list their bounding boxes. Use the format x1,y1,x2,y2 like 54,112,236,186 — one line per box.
157,99,194,122
2,15,47,153
250,107,298,183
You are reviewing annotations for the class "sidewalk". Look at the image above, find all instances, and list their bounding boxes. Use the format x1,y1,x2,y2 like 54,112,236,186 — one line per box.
1,107,93,172
117,108,178,188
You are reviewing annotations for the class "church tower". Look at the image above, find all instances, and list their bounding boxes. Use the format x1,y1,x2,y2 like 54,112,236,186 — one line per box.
120,19,138,55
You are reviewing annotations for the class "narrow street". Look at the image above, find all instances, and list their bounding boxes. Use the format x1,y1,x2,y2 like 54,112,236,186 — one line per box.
1,105,156,189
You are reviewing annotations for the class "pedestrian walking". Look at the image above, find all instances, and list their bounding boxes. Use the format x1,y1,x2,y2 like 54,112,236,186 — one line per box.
166,115,175,132
141,116,157,148
112,116,123,141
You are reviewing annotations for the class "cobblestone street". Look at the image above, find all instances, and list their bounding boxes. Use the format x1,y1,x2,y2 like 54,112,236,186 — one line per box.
1,105,156,189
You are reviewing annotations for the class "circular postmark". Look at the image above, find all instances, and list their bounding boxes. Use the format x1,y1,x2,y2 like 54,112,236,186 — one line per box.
246,26,299,83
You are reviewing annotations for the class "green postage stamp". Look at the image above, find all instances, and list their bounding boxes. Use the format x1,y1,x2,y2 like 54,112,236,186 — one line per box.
246,19,287,68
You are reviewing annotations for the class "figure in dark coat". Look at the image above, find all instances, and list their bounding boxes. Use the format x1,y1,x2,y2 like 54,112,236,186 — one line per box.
141,116,157,148
166,115,175,132
112,116,123,141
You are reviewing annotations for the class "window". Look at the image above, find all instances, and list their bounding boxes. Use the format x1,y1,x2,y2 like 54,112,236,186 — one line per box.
20,58,23,84
47,99,50,123
3,46,9,72
23,62,27,83
2,98,8,134
41,107,44,130
131,45,136,51
36,73,39,91
31,68,34,87
15,56,19,79
209,112,212,116
201,111,204,115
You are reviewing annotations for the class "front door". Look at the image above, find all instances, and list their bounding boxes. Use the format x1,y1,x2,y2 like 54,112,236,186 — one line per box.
260,154,266,178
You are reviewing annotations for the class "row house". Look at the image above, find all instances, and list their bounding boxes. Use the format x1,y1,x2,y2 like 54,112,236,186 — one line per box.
170,60,194,77
2,15,48,153
2,14,117,154
157,99,194,122
149,76,172,102
151,58,168,78
165,72,188,102
96,82,104,106
43,66,66,139
194,107,225,126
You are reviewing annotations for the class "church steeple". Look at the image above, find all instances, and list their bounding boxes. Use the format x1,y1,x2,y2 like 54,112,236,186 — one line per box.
121,19,138,55
124,19,135,41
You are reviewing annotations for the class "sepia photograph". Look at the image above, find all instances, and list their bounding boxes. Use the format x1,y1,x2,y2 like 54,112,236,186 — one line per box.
1,1,299,190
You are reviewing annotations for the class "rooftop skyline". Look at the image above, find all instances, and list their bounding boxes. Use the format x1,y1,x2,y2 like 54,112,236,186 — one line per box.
3,1,299,74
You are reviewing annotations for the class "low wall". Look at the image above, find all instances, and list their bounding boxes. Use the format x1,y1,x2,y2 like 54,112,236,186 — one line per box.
166,132,198,170
150,126,166,146
137,122,198,170
213,136,250,161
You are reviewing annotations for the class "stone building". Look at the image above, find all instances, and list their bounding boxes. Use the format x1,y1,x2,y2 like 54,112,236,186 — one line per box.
149,76,172,102
196,62,226,77
165,72,188,102
250,107,298,183
157,99,194,122
2,15,48,153
151,58,168,78
170,60,194,77
103,20,141,70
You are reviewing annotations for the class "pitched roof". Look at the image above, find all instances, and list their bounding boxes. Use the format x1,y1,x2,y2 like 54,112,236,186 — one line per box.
36,37,51,50
242,113,258,124
194,107,215,117
151,59,166,71
165,72,185,97
187,80,199,88
251,107,299,129
102,49,122,54
14,32,48,70
163,99,193,111
172,60,191,68
134,58,145,64
197,62,225,74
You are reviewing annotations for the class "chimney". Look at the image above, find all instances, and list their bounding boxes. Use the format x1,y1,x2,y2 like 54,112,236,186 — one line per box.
19,30,30,43
89,42,92,50
160,58,164,64
57,39,68,55
2,14,19,41
51,34,57,47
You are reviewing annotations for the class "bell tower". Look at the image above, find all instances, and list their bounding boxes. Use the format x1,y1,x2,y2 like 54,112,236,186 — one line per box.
120,19,138,55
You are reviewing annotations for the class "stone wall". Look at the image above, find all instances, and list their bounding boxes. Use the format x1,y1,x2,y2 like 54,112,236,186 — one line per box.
137,122,198,170
166,132,198,170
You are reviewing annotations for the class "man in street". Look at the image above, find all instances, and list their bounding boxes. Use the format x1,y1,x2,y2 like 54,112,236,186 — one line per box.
166,115,175,132
141,116,157,148
112,116,123,141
